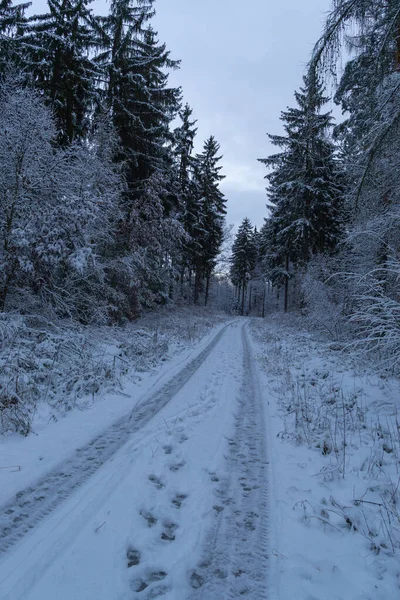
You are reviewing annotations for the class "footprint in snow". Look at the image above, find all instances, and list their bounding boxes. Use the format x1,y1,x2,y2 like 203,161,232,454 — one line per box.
171,493,188,509
139,510,158,527
162,444,173,455
169,460,186,472
189,571,205,589
131,571,167,593
127,547,141,568
161,520,178,542
148,475,164,489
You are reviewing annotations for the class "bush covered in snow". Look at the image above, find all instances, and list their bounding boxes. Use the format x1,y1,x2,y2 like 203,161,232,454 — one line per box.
0,309,227,436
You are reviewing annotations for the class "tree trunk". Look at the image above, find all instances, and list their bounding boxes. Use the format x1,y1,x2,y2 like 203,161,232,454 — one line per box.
194,269,201,304
262,286,266,318
248,285,252,315
241,281,246,315
284,254,289,313
204,273,210,306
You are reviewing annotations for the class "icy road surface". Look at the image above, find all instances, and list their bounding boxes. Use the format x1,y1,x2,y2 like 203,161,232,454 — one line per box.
0,320,270,599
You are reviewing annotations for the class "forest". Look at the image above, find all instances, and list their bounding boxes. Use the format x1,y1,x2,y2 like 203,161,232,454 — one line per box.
1,2,400,597
1,0,400,428
230,1,400,376
0,0,227,322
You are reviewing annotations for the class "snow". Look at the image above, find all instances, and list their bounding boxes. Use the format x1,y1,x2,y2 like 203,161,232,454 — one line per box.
0,315,399,599
250,316,400,600
0,320,245,599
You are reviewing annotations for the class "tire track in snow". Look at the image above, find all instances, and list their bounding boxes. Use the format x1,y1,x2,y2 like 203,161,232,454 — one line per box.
189,321,269,599
0,323,232,556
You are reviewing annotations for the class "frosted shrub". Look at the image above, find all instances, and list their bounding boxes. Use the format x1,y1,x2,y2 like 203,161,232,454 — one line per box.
301,255,346,340
349,259,400,373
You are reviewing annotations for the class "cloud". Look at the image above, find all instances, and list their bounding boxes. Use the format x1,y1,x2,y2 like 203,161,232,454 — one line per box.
222,161,266,194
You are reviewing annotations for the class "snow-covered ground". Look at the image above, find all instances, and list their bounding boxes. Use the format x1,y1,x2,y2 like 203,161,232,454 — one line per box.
0,319,269,599
0,315,399,599
250,316,400,600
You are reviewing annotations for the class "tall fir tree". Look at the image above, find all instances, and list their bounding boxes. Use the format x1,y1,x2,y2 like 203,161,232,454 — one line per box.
230,217,258,314
23,0,98,145
259,73,344,311
0,0,29,71
173,103,199,286
94,0,180,198
192,136,227,305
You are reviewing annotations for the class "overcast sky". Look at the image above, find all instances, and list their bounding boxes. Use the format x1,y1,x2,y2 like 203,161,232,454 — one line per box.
33,0,333,229
152,0,334,230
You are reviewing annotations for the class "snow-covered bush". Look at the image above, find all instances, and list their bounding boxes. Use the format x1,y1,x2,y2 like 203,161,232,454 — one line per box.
301,255,348,340
0,308,226,436
0,78,122,322
348,258,400,374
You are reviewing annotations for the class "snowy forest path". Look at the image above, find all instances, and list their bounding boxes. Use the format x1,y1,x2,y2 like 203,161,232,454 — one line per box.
0,319,270,600
187,322,269,599
0,321,233,557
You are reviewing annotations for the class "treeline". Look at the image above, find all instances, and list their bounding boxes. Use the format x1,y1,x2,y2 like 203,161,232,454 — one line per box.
231,1,400,369
0,0,227,323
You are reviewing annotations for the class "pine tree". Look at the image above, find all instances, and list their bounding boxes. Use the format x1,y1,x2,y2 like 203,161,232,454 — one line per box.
230,217,258,315
192,136,227,305
95,0,180,197
92,0,183,309
259,73,344,311
23,0,97,145
173,103,199,287
0,0,29,72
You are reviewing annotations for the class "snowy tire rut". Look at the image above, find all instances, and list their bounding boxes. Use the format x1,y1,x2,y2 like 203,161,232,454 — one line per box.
188,324,269,599
0,324,231,556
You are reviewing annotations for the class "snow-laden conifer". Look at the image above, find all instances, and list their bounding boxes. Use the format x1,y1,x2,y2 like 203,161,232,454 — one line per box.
192,136,227,305
23,0,98,145
259,73,344,311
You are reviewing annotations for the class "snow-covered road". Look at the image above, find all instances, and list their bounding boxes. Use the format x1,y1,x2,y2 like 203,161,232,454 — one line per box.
0,320,270,599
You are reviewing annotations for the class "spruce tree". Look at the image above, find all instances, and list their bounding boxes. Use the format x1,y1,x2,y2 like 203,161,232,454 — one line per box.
230,217,257,314
259,73,344,311
23,0,98,145
0,0,29,72
192,136,227,305
173,103,199,287
95,0,180,197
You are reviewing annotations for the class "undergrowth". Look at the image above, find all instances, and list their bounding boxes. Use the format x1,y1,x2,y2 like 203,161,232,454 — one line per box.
251,318,400,558
0,309,225,436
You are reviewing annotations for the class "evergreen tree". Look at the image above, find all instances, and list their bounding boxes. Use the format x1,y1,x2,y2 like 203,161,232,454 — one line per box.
310,0,400,362
23,0,97,145
192,136,227,305
95,0,180,198
173,103,199,287
259,73,344,311
0,0,29,72
230,217,257,314
93,0,183,309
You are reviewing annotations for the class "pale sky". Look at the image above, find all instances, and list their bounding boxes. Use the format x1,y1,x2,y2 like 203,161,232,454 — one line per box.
153,0,333,230
31,0,334,229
